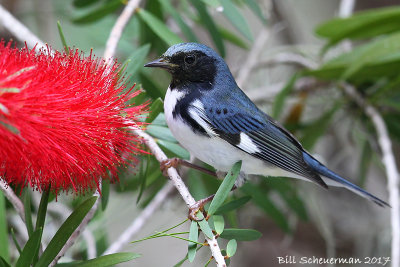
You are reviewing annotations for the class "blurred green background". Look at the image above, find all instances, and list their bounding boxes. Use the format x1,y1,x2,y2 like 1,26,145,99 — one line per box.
1,0,399,266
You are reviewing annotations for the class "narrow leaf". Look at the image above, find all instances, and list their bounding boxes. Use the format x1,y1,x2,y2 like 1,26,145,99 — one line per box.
23,189,34,237
137,9,183,46
157,140,190,159
221,0,253,41
220,228,262,241
101,179,110,210
124,44,151,78
0,256,10,267
196,212,213,239
226,239,237,257
188,221,198,262
213,215,224,235
72,0,123,24
145,97,164,123
215,196,251,215
159,0,198,42
241,183,289,232
15,228,43,267
190,0,225,57
273,74,298,118
208,161,242,216
0,192,9,262
36,196,98,267
245,0,268,24
57,21,69,54
58,252,140,267
11,228,22,254
33,188,50,265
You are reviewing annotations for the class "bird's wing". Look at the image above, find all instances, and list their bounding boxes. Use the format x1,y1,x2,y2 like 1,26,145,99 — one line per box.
188,97,327,188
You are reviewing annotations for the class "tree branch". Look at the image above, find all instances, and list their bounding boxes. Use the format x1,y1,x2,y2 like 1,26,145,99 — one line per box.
103,0,142,61
341,82,399,267
0,5,46,51
0,179,25,222
132,129,227,266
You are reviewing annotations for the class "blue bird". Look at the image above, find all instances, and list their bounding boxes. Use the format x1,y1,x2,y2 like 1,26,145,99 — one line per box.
144,42,389,213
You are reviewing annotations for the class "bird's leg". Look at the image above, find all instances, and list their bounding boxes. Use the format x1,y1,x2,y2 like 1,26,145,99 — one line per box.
189,185,237,221
160,157,217,177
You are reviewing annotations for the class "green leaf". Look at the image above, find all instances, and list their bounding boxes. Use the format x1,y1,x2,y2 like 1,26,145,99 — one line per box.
201,0,220,8
0,256,10,267
159,0,198,42
273,74,298,118
36,196,98,267
190,0,225,57
33,188,50,265
138,72,165,99
299,102,341,150
73,0,99,8
157,140,190,159
226,239,237,257
0,192,9,262
358,139,372,187
101,179,110,210
57,21,69,54
220,0,253,41
23,189,34,237
245,0,267,24
220,228,262,241
215,196,251,214
11,228,22,255
137,9,183,46
218,26,249,49
72,0,123,24
316,6,400,47
196,212,213,239
188,221,198,262
146,98,164,123
265,179,308,221
15,228,43,267
56,252,140,267
241,183,289,232
146,125,177,142
124,44,151,78
208,161,242,216
212,215,224,235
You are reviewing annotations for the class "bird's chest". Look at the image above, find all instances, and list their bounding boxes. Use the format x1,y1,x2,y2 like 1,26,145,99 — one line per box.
163,87,241,171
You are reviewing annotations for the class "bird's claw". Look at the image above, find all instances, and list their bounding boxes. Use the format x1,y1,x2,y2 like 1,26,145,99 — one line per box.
160,158,180,177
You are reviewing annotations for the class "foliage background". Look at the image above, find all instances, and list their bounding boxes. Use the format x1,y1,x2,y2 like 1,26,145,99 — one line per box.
0,0,399,266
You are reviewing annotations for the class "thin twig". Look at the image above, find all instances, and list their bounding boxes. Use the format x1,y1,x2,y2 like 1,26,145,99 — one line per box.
133,129,227,267
102,183,174,255
0,179,25,222
0,5,46,51
254,52,318,70
103,0,142,61
49,189,101,267
341,83,399,267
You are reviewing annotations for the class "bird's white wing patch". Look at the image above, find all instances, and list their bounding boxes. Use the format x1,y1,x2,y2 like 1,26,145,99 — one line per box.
237,132,261,154
188,99,216,136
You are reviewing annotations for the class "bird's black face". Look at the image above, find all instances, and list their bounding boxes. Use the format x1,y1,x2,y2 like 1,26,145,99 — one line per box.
145,50,217,87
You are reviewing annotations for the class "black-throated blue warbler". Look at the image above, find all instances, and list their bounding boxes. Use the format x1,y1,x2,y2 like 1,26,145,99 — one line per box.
145,42,389,213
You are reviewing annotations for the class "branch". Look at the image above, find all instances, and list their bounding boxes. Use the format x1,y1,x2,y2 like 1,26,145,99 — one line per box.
254,52,318,70
341,82,399,267
0,179,25,222
103,183,174,255
132,129,227,267
0,5,46,51
103,0,142,61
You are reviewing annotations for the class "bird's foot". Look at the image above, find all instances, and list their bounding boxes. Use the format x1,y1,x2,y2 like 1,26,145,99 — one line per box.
188,194,215,221
160,158,181,177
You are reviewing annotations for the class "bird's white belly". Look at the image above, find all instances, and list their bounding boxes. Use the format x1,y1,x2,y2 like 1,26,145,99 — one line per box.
163,87,293,177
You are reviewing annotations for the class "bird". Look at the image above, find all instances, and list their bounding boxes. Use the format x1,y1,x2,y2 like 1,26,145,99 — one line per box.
144,42,389,214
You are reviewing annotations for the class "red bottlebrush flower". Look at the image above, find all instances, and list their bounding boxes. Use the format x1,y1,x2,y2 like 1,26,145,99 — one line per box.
0,41,147,193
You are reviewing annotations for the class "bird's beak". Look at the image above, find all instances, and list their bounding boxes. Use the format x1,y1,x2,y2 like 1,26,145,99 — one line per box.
144,57,177,70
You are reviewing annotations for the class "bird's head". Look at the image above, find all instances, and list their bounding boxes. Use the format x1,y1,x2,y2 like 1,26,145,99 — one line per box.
145,43,233,88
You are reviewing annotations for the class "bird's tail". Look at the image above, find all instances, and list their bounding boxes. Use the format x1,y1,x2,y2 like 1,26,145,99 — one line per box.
302,152,390,207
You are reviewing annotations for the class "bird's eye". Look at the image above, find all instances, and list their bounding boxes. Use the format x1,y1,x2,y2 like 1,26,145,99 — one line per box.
184,55,196,65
